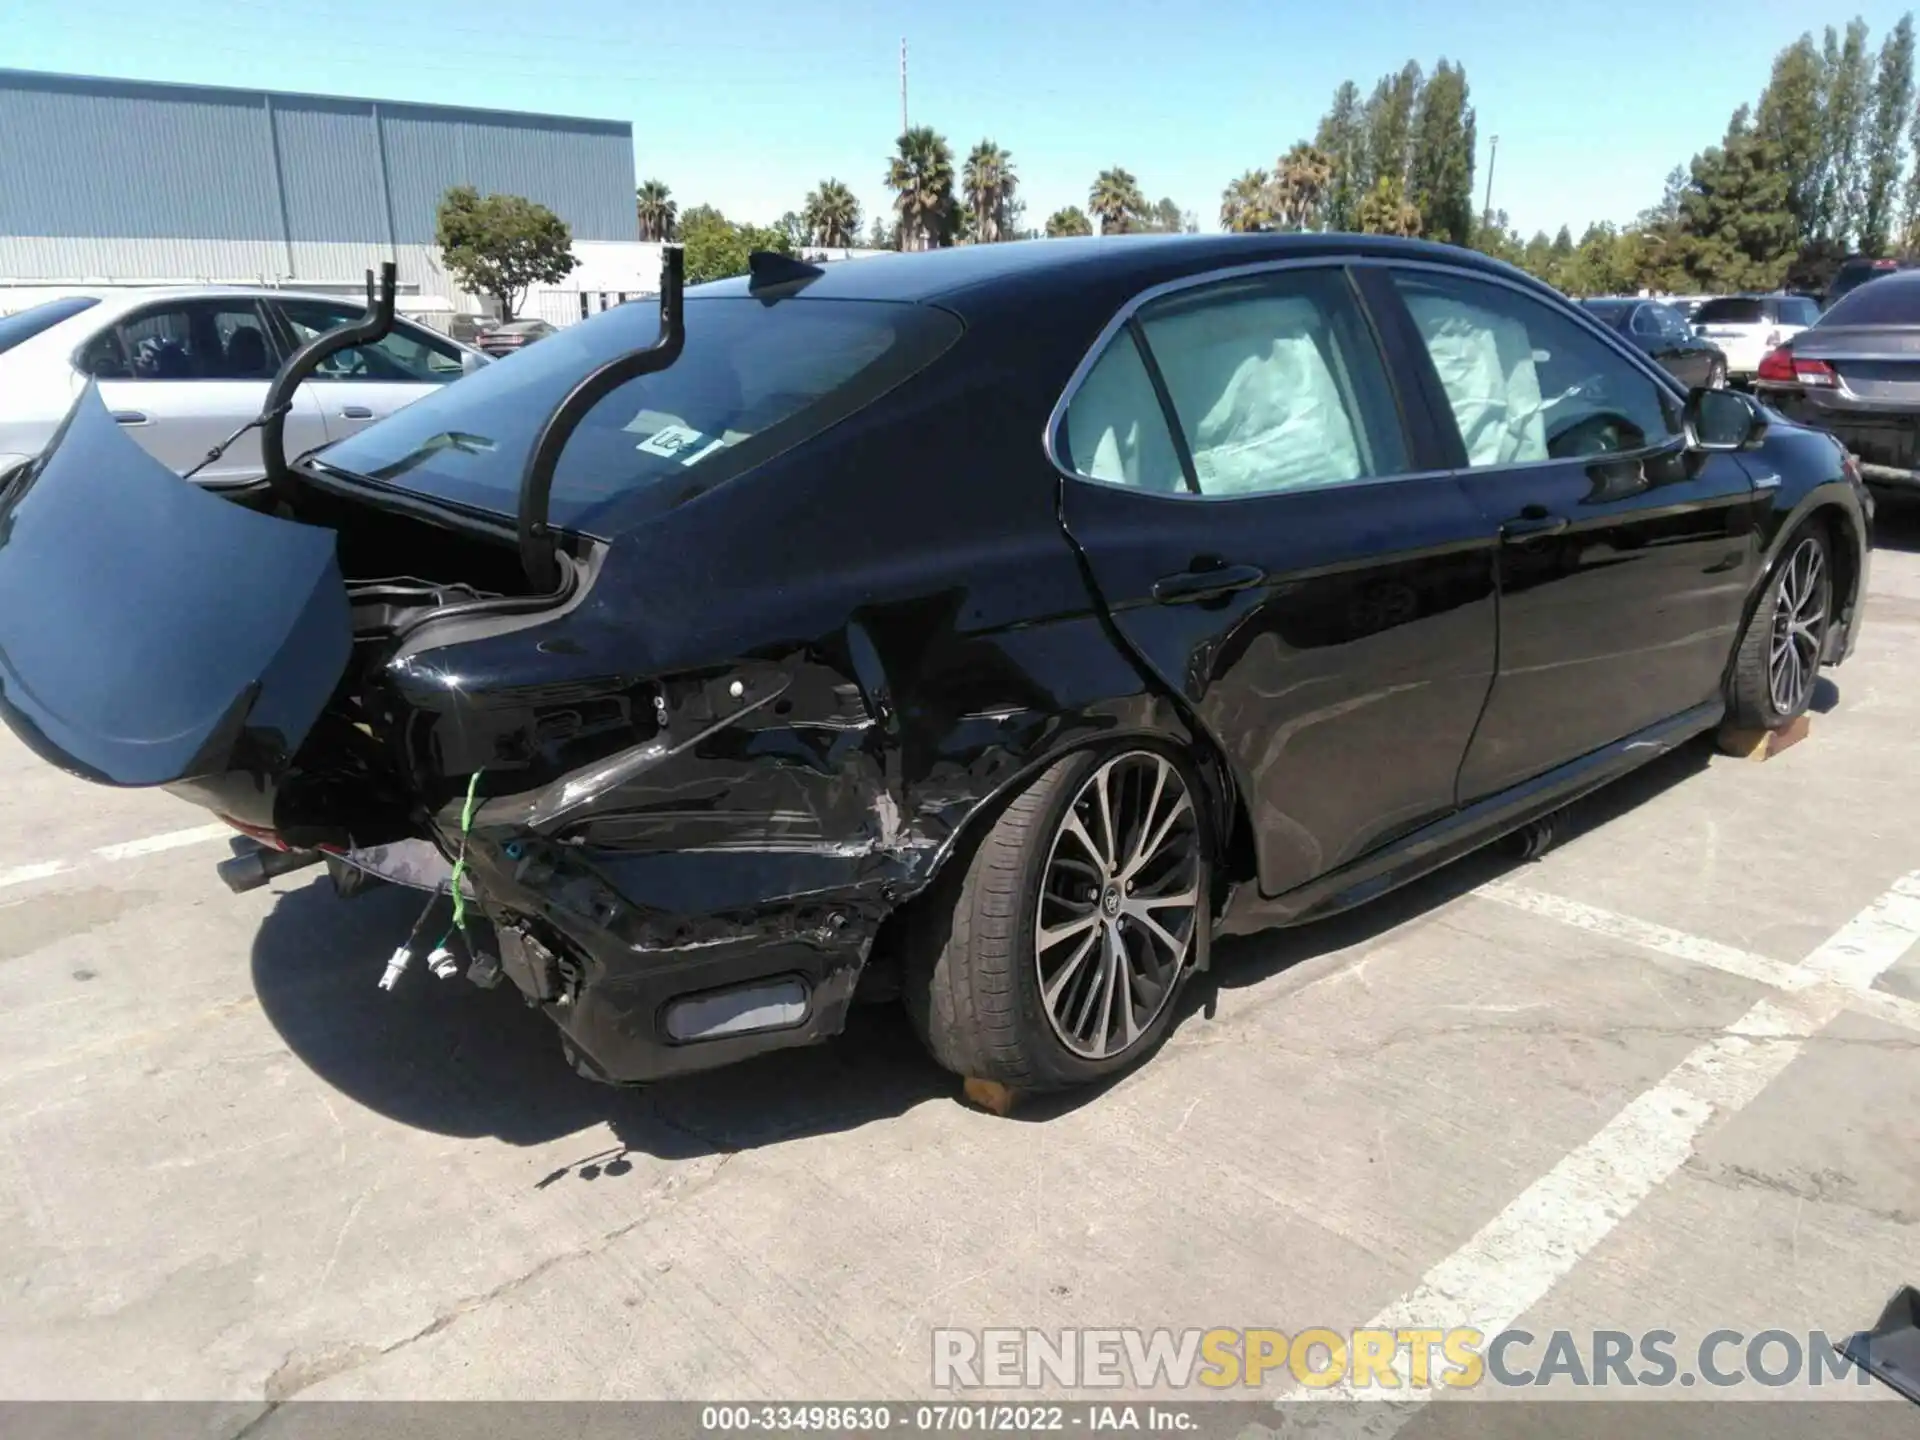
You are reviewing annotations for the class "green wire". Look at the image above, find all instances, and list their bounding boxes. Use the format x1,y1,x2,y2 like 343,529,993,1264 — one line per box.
447,771,481,933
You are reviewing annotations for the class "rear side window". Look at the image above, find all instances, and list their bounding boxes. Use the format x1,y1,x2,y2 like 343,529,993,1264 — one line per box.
315,297,962,529
1392,268,1680,465
0,296,98,357
1694,298,1765,325
1820,276,1920,327
110,301,278,380
1060,268,1408,497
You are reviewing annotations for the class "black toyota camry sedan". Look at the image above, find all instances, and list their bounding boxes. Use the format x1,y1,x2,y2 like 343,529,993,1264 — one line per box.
0,234,1873,1094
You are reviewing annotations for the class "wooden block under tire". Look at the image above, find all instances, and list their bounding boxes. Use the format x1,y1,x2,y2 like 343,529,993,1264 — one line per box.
961,1077,1024,1116
1715,713,1811,760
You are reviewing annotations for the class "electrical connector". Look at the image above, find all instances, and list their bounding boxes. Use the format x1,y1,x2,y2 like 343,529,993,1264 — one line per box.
427,944,459,980
377,945,413,991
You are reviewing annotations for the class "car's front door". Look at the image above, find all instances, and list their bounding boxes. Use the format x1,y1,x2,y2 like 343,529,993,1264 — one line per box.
1054,264,1499,899
80,298,328,484
1376,264,1764,802
271,299,467,443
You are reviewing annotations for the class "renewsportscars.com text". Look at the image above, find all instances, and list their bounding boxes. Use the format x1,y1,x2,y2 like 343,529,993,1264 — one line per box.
932,1327,1880,1391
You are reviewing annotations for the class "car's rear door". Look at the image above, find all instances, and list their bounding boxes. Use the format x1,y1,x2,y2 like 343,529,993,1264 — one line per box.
1371,263,1763,802
271,299,467,443
1054,262,1498,899
79,297,328,484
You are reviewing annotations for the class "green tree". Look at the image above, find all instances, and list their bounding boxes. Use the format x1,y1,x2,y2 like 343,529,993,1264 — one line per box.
1313,80,1368,230
961,140,1018,243
1044,205,1093,237
1145,196,1186,233
1626,166,1693,292
635,179,677,241
1089,167,1148,233
435,185,576,319
1678,107,1797,290
1520,230,1555,283
1406,59,1476,245
1220,169,1274,232
885,127,958,250
1754,35,1829,246
1820,20,1873,245
865,214,897,251
678,204,793,284
1864,15,1915,254
1354,176,1421,237
1470,209,1525,268
1273,143,1335,230
1363,62,1423,194
802,179,861,248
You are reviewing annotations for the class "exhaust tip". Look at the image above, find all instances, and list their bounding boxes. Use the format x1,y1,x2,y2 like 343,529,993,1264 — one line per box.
216,846,324,894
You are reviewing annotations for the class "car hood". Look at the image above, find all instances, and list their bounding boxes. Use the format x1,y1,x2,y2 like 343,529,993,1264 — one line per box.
0,384,352,785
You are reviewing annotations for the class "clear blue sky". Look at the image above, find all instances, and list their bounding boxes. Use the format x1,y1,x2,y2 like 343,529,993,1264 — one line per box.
13,0,1919,238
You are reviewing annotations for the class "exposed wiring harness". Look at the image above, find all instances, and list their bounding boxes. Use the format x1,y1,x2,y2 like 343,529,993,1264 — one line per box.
377,772,483,991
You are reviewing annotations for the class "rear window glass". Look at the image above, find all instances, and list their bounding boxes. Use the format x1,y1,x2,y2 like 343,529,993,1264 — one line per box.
315,297,962,531
1820,276,1920,327
0,296,98,357
1694,298,1764,325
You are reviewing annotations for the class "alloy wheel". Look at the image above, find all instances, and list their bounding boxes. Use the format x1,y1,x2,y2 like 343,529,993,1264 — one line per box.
1034,752,1201,1060
1769,536,1830,718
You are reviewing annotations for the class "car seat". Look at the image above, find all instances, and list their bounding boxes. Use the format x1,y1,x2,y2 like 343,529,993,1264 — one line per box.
223,326,271,379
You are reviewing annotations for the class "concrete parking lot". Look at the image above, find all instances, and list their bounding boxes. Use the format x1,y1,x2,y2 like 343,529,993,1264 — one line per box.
4,519,1920,1430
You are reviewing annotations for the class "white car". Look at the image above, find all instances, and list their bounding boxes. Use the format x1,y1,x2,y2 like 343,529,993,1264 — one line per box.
1689,293,1821,381
0,286,488,485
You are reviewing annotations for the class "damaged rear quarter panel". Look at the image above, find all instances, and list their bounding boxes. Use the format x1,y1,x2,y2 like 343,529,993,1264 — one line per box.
362,300,1193,1081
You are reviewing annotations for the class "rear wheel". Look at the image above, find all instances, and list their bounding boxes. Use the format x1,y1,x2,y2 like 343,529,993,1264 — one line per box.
1728,523,1832,729
904,747,1208,1091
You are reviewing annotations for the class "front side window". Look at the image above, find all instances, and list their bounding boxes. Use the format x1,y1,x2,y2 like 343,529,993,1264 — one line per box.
278,301,464,383
110,302,276,381
1059,268,1408,498
1392,269,1679,466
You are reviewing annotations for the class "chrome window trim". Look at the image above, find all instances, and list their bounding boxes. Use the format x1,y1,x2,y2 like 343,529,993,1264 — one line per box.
1042,253,1693,504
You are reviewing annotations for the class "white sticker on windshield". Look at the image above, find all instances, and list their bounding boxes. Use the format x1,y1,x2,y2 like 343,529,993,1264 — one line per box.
636,423,705,459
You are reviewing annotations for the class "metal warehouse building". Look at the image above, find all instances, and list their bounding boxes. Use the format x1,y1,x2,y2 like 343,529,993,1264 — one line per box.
0,68,643,322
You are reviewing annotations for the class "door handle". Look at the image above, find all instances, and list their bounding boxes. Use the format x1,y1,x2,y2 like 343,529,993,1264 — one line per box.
1151,563,1267,604
111,411,149,426
1499,507,1569,542
340,405,374,420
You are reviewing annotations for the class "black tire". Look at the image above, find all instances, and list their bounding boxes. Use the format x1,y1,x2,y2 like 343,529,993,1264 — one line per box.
903,746,1210,1091
1728,521,1833,730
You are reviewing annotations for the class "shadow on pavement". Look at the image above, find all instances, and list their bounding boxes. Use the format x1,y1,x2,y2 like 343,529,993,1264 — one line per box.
251,732,1729,1147
1871,496,1920,553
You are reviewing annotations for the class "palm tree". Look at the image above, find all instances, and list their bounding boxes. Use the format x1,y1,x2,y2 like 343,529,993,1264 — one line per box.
803,179,862,248
1272,143,1335,231
1220,170,1274,233
1088,168,1146,234
885,127,957,250
635,179,676,241
1045,206,1093,237
962,140,1017,244
1354,176,1423,238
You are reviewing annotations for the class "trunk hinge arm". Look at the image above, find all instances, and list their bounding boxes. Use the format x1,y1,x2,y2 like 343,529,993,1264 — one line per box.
258,263,399,503
516,246,685,594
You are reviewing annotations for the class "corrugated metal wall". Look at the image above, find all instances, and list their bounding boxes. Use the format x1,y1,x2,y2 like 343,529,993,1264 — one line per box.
0,69,637,282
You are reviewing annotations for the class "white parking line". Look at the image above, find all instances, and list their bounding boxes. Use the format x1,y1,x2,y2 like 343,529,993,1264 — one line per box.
1477,878,1920,1036
1276,871,1920,1424
0,822,232,891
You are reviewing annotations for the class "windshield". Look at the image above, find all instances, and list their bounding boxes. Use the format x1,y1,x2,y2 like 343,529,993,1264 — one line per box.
1580,300,1634,329
1694,298,1764,325
315,296,962,532
1819,275,1920,327
0,296,99,357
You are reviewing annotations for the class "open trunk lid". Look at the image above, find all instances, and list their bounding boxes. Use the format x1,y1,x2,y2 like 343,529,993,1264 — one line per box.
0,384,352,786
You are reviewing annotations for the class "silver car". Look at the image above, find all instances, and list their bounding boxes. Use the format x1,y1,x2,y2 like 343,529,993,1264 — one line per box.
0,286,489,484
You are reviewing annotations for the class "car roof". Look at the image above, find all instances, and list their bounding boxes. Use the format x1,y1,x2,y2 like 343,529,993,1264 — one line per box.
3,285,395,319
688,233,1552,317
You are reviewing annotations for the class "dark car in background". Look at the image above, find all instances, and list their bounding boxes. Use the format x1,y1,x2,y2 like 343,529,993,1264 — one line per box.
475,317,557,357
0,235,1872,1094
1756,268,1920,500
1824,256,1906,309
1579,298,1726,388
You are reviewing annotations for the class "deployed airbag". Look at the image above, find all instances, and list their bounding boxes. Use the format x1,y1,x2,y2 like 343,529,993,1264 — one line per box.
1402,289,1548,466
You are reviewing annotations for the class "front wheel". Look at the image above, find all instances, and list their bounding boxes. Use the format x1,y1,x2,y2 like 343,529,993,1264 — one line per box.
904,747,1209,1091
1728,523,1832,729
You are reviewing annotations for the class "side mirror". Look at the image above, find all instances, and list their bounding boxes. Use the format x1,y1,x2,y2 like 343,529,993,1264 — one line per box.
461,349,492,376
1684,385,1767,452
